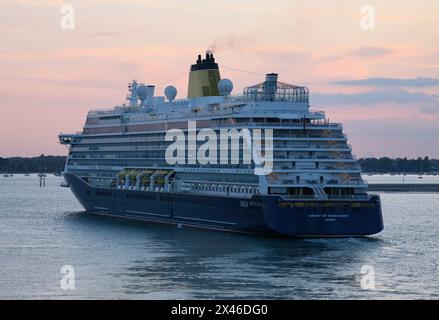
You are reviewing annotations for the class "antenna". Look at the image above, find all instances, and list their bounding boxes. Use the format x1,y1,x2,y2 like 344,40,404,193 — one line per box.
127,80,139,106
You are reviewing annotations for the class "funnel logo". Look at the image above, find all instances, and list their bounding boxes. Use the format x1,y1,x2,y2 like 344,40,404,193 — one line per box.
165,121,273,175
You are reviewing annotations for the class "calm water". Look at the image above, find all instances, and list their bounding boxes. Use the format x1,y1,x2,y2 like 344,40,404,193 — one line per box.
1,174,439,299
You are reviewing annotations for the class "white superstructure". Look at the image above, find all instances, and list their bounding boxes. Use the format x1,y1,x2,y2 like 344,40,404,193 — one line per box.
60,53,367,201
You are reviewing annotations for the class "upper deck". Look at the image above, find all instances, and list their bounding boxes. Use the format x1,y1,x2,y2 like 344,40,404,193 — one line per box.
84,71,315,126
88,93,314,117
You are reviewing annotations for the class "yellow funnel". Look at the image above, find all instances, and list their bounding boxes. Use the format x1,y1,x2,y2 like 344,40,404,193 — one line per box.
187,53,221,98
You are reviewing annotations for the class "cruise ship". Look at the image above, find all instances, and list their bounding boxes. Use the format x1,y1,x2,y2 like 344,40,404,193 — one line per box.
59,52,383,237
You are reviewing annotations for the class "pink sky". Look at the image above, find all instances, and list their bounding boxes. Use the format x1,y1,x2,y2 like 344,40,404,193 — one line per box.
0,0,438,158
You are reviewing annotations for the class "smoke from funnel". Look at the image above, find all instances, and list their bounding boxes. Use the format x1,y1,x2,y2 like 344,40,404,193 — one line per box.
206,33,255,54
206,45,216,55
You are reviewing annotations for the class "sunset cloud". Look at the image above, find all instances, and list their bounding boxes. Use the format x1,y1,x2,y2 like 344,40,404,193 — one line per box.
349,47,395,58
334,77,439,88
311,90,439,108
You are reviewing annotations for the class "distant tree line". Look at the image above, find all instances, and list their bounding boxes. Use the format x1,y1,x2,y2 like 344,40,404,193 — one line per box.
0,155,438,174
0,155,66,173
358,157,439,173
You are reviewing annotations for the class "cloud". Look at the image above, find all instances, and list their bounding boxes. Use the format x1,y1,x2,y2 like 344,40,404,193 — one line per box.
343,118,439,158
334,77,439,88
421,105,439,114
311,90,439,109
89,28,141,38
90,31,120,38
349,47,394,58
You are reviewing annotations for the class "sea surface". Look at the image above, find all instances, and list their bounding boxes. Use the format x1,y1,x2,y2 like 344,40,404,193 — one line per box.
1,174,439,299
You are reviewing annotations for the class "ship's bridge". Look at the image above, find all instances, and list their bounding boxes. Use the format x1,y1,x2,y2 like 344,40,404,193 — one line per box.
58,133,81,145
243,73,309,104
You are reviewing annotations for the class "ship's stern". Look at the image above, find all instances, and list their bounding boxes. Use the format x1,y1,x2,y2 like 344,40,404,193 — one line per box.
261,195,384,237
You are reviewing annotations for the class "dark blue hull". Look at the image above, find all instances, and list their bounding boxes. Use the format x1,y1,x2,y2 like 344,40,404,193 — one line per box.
64,173,384,237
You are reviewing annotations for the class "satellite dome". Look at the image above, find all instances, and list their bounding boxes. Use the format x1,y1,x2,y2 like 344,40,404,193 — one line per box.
164,85,177,101
218,79,233,96
136,84,148,100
